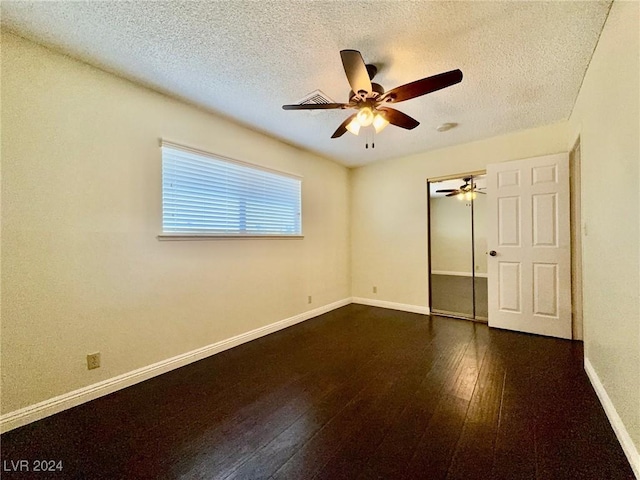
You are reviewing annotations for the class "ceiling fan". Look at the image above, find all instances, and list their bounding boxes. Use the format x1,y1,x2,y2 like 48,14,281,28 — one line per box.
282,50,463,138
436,177,486,199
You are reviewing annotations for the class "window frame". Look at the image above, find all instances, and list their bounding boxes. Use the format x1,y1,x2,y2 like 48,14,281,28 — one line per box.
157,140,303,240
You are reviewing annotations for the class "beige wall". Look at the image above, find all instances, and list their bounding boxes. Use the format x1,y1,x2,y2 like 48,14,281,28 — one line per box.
1,32,350,414
350,122,568,306
568,0,640,452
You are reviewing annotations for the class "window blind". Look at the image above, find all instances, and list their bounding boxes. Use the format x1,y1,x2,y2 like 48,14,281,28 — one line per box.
162,144,302,235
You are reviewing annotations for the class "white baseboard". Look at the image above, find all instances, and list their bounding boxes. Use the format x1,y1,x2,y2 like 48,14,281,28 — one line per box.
0,298,351,434
352,297,430,315
584,357,640,478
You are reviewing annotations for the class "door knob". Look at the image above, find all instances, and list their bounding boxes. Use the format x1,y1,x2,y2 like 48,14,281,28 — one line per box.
489,250,497,257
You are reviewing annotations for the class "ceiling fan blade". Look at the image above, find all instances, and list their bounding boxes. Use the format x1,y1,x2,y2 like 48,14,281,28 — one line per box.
331,114,357,138
436,189,457,193
340,50,372,97
446,192,460,197
476,191,487,194
382,69,463,104
378,107,420,130
282,103,351,110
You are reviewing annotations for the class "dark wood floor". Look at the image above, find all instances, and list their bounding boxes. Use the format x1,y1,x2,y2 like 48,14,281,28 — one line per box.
1,305,634,479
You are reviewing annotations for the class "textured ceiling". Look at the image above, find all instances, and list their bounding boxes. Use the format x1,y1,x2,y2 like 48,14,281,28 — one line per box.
1,1,611,167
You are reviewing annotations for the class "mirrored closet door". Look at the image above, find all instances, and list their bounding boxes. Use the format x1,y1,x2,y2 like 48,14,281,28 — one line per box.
428,174,487,322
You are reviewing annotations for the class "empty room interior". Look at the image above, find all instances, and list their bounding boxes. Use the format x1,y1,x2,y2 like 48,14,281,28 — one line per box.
1,1,639,479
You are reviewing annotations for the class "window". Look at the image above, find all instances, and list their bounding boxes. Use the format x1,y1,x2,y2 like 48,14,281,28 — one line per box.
161,142,302,237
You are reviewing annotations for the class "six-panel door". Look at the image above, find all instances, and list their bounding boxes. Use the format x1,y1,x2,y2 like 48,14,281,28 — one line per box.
487,153,572,339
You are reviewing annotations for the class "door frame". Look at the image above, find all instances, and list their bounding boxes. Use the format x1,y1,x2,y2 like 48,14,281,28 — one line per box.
570,137,584,340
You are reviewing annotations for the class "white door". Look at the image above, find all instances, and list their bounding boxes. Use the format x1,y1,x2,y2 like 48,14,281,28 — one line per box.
487,153,571,339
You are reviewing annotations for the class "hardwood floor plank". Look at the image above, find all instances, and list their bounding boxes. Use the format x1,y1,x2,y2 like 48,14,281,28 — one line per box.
165,307,420,478
223,374,373,480
399,324,491,480
269,315,431,479
211,319,420,479
309,323,459,479
228,318,472,480
490,331,537,480
354,324,476,479
445,340,506,480
527,337,635,479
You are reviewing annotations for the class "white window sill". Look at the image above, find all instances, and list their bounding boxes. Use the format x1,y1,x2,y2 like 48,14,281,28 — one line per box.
157,233,304,241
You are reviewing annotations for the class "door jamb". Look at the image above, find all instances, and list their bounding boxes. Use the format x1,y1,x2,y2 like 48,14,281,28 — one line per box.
570,137,584,340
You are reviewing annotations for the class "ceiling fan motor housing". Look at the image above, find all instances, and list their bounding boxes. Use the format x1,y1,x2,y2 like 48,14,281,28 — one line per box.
366,63,378,80
349,83,385,102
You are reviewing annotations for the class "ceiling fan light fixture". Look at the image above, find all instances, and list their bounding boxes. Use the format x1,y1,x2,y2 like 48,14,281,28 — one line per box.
373,113,389,133
346,117,361,135
457,192,465,200
356,106,374,127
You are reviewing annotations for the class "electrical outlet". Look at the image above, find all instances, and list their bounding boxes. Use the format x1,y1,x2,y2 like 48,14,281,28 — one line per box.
373,286,377,294
87,352,101,370
308,295,312,304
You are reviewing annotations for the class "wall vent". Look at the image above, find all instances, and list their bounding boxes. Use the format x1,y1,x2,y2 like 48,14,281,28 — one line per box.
297,90,335,115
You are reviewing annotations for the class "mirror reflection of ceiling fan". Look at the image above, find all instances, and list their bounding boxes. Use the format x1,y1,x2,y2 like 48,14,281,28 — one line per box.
436,177,486,200
282,50,463,138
